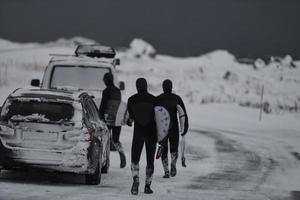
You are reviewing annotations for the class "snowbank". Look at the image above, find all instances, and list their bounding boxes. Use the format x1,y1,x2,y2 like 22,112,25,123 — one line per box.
0,36,96,51
45,36,97,47
0,37,299,113
124,38,156,59
0,38,38,51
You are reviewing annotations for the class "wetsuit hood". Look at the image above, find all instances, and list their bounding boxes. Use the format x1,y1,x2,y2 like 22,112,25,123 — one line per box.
162,79,172,93
103,72,114,86
136,78,148,93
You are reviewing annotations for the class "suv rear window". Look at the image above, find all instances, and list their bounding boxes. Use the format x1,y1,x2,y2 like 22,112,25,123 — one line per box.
50,65,111,90
1,99,74,123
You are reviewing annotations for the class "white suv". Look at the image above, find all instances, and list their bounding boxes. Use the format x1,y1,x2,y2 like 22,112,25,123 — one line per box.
0,89,110,185
31,45,125,108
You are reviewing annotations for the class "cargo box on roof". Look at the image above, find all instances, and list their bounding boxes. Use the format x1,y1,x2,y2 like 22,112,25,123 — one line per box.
75,44,116,59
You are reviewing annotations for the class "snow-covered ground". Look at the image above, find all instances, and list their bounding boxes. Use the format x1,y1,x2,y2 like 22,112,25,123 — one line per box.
0,38,300,200
1,37,299,111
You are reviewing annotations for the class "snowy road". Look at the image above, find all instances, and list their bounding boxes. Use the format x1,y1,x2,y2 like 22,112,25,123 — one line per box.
1,38,300,200
1,126,298,200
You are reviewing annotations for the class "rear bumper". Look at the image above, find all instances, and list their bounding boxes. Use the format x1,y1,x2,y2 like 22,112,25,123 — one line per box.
0,139,92,174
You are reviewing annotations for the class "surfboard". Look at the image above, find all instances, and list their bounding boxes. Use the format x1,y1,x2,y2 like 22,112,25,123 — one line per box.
154,106,170,159
115,101,129,126
154,106,170,143
180,135,187,167
177,105,186,135
177,104,187,167
120,107,130,126
104,100,128,126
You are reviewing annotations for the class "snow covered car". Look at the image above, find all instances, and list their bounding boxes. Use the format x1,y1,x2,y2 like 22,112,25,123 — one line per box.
0,89,110,185
31,45,124,108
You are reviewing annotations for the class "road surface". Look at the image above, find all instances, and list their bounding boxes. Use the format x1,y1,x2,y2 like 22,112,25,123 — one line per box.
0,127,298,200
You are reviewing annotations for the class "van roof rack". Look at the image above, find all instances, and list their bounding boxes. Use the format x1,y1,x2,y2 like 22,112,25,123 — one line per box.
75,44,116,59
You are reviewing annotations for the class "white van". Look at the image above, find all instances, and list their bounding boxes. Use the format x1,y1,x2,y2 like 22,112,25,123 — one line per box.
31,45,125,108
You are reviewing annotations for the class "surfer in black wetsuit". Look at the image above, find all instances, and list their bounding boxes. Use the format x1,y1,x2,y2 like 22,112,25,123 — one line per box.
99,72,126,168
127,78,157,195
156,79,189,178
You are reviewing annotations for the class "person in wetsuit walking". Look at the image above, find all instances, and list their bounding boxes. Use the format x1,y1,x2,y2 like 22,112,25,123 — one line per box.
157,79,189,178
127,78,157,195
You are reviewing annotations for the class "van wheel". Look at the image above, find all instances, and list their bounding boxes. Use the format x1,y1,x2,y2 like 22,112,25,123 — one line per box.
101,139,110,174
85,146,102,185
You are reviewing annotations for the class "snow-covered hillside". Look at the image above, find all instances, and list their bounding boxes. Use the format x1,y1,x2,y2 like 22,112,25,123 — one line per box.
119,43,300,113
0,37,299,113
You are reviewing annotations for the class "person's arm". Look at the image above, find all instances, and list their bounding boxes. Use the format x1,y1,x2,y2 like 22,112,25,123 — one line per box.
126,97,134,126
99,89,109,120
178,96,189,136
117,87,122,101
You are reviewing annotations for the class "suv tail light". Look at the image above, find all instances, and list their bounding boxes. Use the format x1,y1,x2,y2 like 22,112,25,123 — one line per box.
86,127,94,141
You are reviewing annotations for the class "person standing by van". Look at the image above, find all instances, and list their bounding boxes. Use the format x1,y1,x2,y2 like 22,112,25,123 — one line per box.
99,72,126,168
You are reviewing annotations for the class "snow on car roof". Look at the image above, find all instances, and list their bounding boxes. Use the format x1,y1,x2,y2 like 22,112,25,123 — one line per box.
49,55,116,67
10,89,87,102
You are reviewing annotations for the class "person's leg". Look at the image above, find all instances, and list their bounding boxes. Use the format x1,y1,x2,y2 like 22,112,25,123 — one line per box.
108,126,116,151
131,136,144,195
144,138,157,194
112,126,126,168
169,132,179,177
112,126,121,144
160,137,170,178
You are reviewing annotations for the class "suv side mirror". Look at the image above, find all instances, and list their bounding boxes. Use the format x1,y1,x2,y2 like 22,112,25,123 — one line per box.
119,81,125,91
31,79,40,87
113,58,120,66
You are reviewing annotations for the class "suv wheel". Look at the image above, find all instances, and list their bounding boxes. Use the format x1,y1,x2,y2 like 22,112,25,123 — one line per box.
101,138,110,173
85,146,102,185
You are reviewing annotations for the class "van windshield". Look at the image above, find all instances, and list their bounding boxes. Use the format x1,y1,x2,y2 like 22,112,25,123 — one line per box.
50,65,111,91
1,99,74,123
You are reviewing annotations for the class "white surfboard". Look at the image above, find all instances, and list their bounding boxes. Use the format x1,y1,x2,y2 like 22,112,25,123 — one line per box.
177,105,186,135
177,104,187,167
104,100,128,126
154,106,170,143
181,135,187,167
115,102,128,126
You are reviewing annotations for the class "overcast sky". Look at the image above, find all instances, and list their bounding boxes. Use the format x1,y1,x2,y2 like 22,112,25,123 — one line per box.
0,0,299,57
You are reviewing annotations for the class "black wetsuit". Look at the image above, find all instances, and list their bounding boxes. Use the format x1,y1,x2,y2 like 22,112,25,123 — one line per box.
99,85,122,144
156,91,189,175
127,90,157,166
127,89,157,184
99,75,126,169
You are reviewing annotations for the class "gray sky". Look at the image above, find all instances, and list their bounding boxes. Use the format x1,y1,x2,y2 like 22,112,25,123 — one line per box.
0,0,299,58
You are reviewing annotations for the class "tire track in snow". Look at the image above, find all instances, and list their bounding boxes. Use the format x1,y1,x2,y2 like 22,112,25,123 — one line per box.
188,129,277,192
